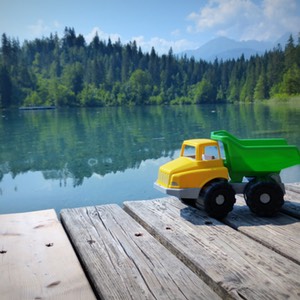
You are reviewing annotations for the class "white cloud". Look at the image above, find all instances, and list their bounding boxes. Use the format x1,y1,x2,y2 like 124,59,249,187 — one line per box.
85,27,196,54
53,20,61,29
28,19,50,37
188,0,258,31
187,0,300,41
27,19,62,39
131,35,197,54
171,29,181,37
84,27,121,44
259,0,300,40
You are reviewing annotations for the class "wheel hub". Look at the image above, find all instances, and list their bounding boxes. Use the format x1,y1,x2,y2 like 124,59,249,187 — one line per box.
260,193,271,204
216,195,225,205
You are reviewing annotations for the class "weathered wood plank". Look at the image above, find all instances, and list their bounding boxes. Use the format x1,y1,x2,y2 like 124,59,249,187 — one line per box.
225,195,300,265
124,197,300,300
61,204,220,300
282,189,300,218
285,182,300,194
0,209,95,300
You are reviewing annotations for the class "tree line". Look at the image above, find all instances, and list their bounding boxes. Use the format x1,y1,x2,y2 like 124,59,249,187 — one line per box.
0,27,299,108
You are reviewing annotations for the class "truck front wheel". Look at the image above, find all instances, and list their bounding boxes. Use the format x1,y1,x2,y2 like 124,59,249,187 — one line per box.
245,181,284,217
196,181,236,219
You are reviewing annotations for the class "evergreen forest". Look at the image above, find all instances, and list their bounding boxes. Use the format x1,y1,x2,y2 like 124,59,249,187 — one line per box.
0,27,300,108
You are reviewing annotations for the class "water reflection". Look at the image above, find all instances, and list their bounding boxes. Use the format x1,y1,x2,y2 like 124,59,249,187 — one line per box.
0,104,299,213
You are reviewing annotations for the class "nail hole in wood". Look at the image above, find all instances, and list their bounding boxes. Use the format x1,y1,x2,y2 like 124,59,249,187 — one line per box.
47,280,61,288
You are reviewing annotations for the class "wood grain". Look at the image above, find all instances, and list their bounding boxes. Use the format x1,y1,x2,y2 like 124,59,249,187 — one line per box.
0,209,95,300
60,204,220,300
225,195,300,265
282,188,300,218
124,197,300,299
286,183,300,194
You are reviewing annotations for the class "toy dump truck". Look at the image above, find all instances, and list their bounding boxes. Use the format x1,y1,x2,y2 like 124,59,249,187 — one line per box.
154,130,300,219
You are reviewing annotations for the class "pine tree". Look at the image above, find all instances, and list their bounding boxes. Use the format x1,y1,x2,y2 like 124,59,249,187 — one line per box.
0,65,12,107
281,63,300,94
0,29,299,108
284,34,296,71
254,72,268,101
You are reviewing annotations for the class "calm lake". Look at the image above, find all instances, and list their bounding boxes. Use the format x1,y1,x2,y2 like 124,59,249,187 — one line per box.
1,103,300,214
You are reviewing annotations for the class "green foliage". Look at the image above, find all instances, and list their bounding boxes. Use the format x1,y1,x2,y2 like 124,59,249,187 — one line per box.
0,29,300,108
281,63,300,94
193,78,214,103
254,72,268,101
0,65,12,107
128,69,152,104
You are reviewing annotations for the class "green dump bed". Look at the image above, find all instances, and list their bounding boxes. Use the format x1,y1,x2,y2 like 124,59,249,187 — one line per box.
211,130,300,182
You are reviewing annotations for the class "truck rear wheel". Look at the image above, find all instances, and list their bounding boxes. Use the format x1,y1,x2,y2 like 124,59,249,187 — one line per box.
196,181,236,219
245,181,284,217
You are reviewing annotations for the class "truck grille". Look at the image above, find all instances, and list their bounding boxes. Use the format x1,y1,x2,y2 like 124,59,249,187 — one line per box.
157,170,170,187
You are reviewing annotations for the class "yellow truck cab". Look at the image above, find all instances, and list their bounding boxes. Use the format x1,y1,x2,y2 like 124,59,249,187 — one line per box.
154,139,228,199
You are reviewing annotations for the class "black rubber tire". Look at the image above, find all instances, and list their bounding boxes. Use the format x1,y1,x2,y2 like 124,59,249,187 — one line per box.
181,198,196,207
245,181,284,217
196,181,236,219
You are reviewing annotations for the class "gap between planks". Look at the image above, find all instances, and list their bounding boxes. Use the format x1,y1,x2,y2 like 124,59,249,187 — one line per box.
225,194,300,265
61,205,220,300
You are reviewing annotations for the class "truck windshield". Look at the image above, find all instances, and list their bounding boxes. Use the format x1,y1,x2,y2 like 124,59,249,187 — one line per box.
182,145,196,159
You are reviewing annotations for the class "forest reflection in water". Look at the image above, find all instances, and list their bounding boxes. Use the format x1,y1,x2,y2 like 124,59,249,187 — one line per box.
0,103,299,214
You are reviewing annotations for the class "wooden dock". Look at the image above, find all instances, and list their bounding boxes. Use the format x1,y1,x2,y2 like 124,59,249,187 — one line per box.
1,183,300,299
19,106,56,110
0,209,95,299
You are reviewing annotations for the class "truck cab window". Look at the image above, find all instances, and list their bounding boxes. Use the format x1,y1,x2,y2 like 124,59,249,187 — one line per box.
202,146,219,160
183,145,196,159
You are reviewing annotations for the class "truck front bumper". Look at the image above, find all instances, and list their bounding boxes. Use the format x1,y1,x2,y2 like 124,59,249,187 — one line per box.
154,182,200,199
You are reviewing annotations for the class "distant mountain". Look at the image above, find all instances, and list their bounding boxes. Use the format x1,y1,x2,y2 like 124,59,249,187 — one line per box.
179,34,295,61
274,32,297,48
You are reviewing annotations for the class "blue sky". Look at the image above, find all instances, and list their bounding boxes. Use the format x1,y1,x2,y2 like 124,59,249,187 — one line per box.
1,0,299,54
